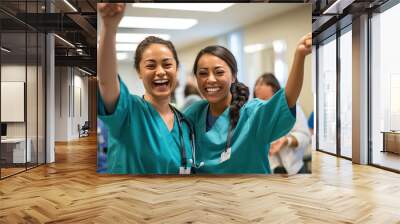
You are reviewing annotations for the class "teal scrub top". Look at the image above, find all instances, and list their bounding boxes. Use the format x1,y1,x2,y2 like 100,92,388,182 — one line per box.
184,89,295,174
98,79,193,174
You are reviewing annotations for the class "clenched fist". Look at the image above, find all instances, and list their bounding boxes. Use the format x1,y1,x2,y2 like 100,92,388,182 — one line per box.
296,33,312,57
98,3,126,32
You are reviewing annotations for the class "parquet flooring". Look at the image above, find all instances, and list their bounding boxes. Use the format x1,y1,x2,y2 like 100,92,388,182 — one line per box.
0,135,399,223
1,167,26,178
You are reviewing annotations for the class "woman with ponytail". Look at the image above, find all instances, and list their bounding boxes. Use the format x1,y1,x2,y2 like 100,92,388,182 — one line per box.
97,3,193,174
184,34,311,174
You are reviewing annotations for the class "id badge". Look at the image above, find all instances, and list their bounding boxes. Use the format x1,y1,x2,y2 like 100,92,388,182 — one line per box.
220,147,232,163
179,166,191,175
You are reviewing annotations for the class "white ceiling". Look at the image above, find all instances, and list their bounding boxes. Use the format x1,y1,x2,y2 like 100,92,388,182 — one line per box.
118,3,303,51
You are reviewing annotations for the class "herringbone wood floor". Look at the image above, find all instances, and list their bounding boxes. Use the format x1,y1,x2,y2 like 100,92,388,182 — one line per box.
0,136,399,223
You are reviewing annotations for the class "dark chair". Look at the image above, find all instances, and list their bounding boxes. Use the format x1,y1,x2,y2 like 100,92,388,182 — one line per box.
78,121,90,138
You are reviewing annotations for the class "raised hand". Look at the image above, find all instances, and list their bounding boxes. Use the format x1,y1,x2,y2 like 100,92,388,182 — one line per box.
296,33,312,57
285,32,312,107
98,3,126,32
97,3,126,114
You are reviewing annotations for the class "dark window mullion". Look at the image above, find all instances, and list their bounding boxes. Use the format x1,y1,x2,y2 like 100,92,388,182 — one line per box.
36,3,39,168
336,28,341,157
316,44,319,151
25,1,28,171
0,26,2,179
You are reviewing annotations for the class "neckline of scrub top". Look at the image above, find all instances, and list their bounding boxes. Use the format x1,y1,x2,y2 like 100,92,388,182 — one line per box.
206,108,220,131
142,98,176,134
201,104,231,135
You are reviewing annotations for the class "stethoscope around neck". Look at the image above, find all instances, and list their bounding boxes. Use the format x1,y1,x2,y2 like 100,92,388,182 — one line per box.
142,95,203,173
169,106,205,171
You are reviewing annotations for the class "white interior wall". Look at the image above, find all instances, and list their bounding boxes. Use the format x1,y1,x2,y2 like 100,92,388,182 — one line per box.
54,67,89,141
1,64,45,164
55,67,68,141
1,65,31,138
117,62,145,96
242,6,312,116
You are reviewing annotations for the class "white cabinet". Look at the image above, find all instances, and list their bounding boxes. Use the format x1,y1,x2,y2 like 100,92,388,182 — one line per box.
1,138,32,163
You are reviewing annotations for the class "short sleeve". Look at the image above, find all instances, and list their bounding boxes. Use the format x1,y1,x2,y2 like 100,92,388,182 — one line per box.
247,89,296,145
97,78,131,137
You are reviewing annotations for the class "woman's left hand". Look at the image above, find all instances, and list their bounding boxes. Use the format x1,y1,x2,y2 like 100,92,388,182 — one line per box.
269,137,288,155
296,33,312,57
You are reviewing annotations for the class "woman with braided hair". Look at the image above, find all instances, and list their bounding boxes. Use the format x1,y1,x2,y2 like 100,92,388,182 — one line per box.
184,35,311,174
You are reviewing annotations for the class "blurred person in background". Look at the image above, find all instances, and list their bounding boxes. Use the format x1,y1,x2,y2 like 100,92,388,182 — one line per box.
181,83,202,111
308,111,314,135
254,73,311,175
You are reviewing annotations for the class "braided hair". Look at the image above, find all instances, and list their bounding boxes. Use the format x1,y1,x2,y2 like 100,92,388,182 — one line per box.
193,45,249,128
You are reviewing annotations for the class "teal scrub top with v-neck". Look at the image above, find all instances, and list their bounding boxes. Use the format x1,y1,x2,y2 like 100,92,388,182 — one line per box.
98,79,193,174
184,89,295,174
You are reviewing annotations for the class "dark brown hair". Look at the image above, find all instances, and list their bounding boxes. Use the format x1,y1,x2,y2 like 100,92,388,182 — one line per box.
193,45,249,128
184,83,200,97
254,73,281,98
134,36,179,72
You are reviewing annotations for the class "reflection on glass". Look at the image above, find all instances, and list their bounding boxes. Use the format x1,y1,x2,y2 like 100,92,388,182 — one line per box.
1,31,27,177
340,29,352,158
371,3,400,171
317,36,337,154
0,0,47,179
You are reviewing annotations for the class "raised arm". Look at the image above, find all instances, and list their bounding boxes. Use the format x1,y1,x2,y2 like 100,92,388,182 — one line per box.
97,3,125,114
285,33,312,107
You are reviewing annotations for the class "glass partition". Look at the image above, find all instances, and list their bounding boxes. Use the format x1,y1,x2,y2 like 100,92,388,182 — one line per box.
0,0,46,179
339,27,352,158
317,35,337,155
371,2,400,171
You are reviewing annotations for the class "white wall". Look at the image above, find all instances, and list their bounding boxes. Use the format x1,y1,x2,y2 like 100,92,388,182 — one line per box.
1,64,46,163
1,65,35,137
118,62,145,96
244,5,312,116
55,66,68,141
54,67,89,141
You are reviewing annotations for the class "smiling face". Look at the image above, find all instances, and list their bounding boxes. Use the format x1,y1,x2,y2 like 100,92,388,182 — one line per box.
195,54,235,104
138,43,178,100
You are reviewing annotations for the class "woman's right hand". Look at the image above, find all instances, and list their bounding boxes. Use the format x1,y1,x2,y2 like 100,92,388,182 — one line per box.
98,3,126,32
97,3,125,114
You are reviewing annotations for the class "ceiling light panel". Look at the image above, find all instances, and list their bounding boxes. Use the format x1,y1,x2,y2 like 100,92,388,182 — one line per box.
116,33,170,43
132,3,234,12
119,17,197,30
